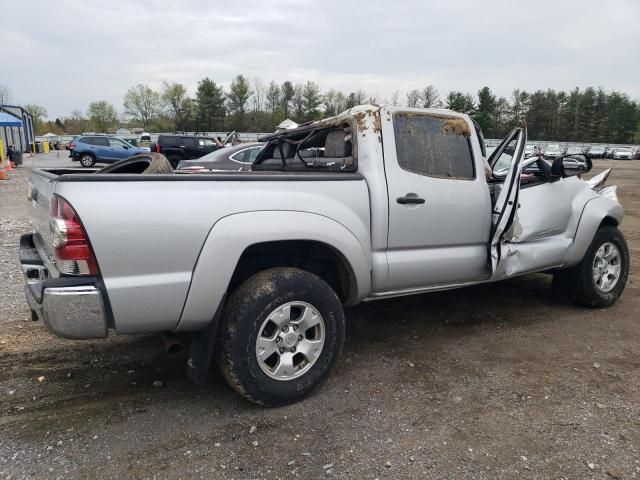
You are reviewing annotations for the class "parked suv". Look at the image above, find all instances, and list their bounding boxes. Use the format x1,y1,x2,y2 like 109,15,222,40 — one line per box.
70,136,150,167
154,135,222,167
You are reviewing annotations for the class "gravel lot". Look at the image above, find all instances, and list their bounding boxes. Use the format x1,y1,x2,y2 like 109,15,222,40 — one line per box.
1,154,639,479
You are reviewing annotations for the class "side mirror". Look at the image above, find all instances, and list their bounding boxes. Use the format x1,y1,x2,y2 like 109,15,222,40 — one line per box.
551,154,592,178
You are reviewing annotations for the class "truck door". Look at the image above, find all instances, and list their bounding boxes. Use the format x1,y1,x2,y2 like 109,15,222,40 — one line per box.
380,107,492,291
486,127,526,273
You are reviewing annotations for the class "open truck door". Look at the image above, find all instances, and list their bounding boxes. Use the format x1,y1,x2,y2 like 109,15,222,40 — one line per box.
487,127,527,273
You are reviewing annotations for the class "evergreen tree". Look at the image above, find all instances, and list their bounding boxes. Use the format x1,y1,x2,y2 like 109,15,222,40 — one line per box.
302,81,322,120
195,77,225,132
474,87,497,137
226,75,253,130
281,81,295,119
445,91,475,114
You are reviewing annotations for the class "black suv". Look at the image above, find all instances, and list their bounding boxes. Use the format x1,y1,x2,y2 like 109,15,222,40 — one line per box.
154,135,222,167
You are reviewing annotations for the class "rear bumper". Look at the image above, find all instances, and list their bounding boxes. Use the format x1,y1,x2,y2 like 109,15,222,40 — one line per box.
20,234,108,339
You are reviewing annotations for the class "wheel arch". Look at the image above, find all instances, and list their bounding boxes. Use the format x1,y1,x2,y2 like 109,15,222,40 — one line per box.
563,197,624,267
176,211,371,332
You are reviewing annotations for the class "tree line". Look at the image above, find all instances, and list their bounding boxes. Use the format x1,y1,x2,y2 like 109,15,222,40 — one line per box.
9,78,639,143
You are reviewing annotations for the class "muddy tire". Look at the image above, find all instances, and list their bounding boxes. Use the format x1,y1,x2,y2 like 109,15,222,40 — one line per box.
96,153,174,174
79,153,96,168
552,226,629,308
141,153,174,174
216,267,345,406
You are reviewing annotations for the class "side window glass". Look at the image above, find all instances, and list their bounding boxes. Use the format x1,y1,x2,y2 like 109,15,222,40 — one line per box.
231,150,247,163
162,137,178,146
199,138,214,146
393,113,475,179
492,138,518,175
248,147,261,163
183,137,196,147
109,138,125,148
94,137,109,147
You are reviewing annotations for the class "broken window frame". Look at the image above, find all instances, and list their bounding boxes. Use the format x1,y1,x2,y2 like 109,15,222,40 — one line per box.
253,121,357,173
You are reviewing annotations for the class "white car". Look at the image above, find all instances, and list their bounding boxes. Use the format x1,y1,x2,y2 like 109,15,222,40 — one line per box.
612,148,633,160
524,144,536,158
566,146,583,155
544,144,563,159
588,146,606,158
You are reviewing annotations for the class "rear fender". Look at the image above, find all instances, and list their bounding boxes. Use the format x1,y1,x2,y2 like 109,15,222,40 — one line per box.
176,211,371,332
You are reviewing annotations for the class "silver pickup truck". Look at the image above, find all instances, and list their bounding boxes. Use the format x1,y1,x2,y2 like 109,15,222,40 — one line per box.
21,105,628,405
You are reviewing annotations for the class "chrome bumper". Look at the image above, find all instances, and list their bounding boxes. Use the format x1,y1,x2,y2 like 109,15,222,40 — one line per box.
20,234,108,339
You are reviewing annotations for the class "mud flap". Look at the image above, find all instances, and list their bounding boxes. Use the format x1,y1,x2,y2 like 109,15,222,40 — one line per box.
186,294,226,385
488,127,526,273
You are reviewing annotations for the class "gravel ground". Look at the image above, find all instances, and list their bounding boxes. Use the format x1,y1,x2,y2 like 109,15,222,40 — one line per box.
1,156,639,479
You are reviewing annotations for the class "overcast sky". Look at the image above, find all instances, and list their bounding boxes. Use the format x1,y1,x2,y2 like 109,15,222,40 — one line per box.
1,0,638,119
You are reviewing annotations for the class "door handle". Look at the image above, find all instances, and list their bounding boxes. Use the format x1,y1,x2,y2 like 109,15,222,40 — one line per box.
397,193,425,205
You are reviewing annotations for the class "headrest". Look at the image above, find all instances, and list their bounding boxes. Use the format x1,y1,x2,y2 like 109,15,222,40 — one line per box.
324,130,348,158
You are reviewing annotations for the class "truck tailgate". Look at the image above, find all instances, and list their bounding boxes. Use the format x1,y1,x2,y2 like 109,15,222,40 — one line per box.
28,168,91,276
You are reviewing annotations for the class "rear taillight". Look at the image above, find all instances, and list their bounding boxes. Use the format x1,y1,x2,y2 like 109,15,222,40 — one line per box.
50,195,99,276
156,143,160,153
69,143,76,149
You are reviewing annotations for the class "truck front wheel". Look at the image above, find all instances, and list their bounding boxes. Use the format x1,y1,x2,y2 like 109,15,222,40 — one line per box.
552,226,629,307
216,267,345,406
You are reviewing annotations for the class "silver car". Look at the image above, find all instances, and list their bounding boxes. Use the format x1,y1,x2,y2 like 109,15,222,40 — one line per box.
612,147,633,160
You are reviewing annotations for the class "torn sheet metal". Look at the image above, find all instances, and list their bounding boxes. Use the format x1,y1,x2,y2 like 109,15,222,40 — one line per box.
587,168,611,190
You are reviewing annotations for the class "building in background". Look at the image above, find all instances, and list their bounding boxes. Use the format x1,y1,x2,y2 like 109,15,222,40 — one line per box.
0,105,35,153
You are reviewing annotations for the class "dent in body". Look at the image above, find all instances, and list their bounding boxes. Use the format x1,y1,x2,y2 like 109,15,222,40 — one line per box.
493,177,623,279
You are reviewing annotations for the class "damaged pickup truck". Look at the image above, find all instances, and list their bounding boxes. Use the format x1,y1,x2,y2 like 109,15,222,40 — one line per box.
21,105,628,405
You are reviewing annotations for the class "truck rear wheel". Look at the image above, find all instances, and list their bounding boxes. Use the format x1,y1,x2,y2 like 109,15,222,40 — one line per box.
552,226,629,307
216,267,345,406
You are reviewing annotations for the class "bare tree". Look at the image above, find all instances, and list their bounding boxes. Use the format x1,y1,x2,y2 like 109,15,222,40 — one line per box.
353,89,368,105
63,109,90,134
24,104,48,134
87,100,118,133
251,78,265,130
0,83,12,105
390,90,401,107
292,84,305,121
324,90,347,117
422,85,440,108
123,84,162,130
252,78,265,114
161,81,189,130
406,89,421,108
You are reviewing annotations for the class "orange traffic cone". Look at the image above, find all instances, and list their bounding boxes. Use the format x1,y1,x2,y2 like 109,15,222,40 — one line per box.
6,159,12,171
0,162,8,180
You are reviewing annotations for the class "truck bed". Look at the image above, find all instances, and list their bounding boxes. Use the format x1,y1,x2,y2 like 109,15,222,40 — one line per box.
27,167,371,335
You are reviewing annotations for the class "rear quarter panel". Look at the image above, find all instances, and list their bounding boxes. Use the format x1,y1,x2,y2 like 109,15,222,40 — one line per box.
53,176,371,334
